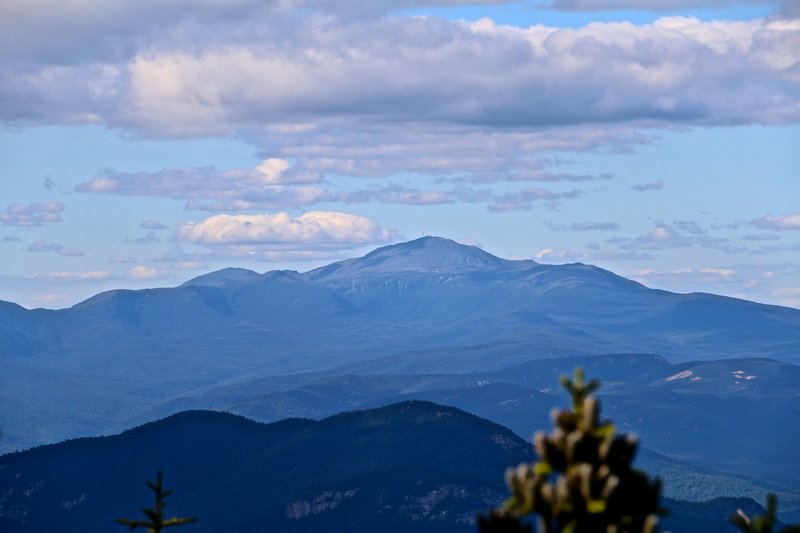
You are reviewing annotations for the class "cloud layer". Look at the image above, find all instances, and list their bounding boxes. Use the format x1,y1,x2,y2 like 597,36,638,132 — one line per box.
3,9,799,137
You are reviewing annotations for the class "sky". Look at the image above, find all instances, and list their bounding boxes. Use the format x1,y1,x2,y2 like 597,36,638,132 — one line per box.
1,0,798,310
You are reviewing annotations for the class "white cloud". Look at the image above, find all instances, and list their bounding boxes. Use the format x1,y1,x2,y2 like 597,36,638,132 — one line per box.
750,213,800,230
27,293,70,305
544,0,776,11
534,247,652,262
126,265,169,280
176,211,397,248
772,286,800,296
171,260,208,270
0,202,64,227
34,270,112,281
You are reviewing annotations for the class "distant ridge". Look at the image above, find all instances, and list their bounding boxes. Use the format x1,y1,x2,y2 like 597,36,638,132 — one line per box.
0,401,776,532
0,401,532,533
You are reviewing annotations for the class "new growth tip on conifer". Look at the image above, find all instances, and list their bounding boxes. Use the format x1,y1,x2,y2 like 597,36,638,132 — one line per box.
116,471,197,532
479,368,662,533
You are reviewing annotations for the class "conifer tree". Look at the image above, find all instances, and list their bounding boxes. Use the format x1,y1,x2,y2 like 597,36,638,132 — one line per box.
116,471,197,532
479,368,662,533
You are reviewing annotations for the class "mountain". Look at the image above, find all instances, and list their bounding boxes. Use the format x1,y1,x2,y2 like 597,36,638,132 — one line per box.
2,236,799,508
0,402,774,532
0,402,532,533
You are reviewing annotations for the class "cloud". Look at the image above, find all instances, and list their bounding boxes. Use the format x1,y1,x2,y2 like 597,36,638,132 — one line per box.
140,220,168,230
2,236,22,242
27,293,70,306
27,239,85,256
4,12,799,144
171,260,208,270
0,202,64,227
741,232,780,241
108,255,138,263
0,0,515,66
626,267,739,290
76,161,328,211
176,211,397,248
126,231,161,244
548,221,621,231
77,160,320,196
126,265,169,280
543,0,775,11
772,286,800,297
616,222,741,252
488,187,584,212
27,240,63,252
534,247,653,262
34,270,113,282
631,180,664,192
750,213,800,230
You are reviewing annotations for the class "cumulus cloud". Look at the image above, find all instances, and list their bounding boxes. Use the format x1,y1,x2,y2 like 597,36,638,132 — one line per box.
750,213,800,230
0,202,64,227
27,239,84,256
631,180,665,192
176,211,397,248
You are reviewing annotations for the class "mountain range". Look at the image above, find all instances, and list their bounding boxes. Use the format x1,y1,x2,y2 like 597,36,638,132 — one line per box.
2,236,799,521
0,401,776,533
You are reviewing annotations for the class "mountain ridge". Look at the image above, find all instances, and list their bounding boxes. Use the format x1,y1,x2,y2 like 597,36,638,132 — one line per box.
0,401,783,532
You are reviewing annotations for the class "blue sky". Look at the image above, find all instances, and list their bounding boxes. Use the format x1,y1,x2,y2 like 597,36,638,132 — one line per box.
1,0,798,309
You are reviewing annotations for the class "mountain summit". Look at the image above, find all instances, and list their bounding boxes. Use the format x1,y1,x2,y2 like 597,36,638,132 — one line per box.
305,236,533,279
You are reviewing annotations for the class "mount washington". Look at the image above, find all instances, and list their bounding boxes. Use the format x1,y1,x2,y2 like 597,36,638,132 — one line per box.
2,236,800,521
